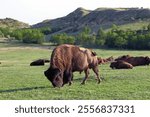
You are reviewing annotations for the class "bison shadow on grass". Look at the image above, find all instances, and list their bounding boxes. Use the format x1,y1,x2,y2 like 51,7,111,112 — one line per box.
0,86,49,93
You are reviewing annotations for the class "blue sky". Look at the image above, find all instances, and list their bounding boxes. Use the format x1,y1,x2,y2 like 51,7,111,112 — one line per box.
0,0,150,25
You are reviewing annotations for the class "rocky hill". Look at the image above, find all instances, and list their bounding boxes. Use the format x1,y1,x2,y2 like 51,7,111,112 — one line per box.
32,7,150,35
0,18,30,29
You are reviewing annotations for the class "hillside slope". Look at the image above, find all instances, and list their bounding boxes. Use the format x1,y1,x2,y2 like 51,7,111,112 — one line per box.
32,7,150,35
0,18,30,29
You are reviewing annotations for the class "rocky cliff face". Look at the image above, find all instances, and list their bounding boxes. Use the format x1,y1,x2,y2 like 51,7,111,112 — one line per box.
32,7,150,34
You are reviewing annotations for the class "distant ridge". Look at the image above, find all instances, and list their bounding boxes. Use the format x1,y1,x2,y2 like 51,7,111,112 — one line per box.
0,18,30,29
32,7,150,35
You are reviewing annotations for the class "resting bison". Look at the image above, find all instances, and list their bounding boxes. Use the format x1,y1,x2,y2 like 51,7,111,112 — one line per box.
115,55,131,61
44,44,101,87
30,59,50,66
110,60,133,69
115,55,150,66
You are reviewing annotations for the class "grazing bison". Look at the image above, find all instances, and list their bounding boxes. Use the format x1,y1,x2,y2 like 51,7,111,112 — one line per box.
115,55,150,66
110,60,133,69
44,44,101,87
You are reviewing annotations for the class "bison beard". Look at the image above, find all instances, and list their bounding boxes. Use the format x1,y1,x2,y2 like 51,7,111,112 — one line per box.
44,44,101,88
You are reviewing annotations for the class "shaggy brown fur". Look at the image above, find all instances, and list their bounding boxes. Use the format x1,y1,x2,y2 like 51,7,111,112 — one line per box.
44,44,101,87
110,60,133,69
115,55,131,61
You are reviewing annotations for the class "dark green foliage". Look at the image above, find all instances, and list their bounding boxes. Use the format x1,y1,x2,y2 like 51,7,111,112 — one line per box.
1,23,150,49
38,27,51,35
0,27,11,37
76,26,96,46
0,30,4,37
11,30,23,40
22,29,44,44
147,23,150,31
0,27,45,44
105,24,150,50
96,28,106,46
51,33,75,45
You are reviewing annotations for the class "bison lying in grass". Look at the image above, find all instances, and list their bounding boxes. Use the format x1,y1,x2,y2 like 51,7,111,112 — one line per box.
115,55,150,66
110,60,133,69
110,55,150,69
44,44,102,88
30,59,50,66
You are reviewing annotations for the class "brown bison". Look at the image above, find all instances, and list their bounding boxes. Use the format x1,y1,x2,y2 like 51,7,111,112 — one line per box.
115,55,131,61
110,60,133,69
115,55,150,66
44,44,101,87
30,59,50,66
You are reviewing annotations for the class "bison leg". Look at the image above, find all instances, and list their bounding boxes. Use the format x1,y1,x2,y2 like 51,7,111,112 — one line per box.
63,70,73,86
92,67,101,84
68,72,73,86
81,69,89,85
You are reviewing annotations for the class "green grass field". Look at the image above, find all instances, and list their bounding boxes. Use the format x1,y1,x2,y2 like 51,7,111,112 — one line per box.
0,42,150,100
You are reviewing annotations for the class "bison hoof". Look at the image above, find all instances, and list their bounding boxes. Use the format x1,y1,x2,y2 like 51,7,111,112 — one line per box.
97,78,103,84
97,80,101,84
68,82,72,86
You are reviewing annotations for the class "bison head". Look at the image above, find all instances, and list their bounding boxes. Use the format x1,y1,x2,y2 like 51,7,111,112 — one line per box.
110,61,117,69
44,68,63,88
145,56,150,65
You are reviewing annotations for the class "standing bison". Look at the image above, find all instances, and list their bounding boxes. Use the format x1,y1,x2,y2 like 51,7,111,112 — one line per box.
44,44,101,87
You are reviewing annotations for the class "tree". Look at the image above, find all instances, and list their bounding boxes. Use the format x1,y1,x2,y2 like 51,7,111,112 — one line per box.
96,28,106,46
50,33,75,45
22,29,44,44
114,36,127,48
147,23,150,31
0,30,4,37
11,30,23,40
39,27,51,35
82,26,91,34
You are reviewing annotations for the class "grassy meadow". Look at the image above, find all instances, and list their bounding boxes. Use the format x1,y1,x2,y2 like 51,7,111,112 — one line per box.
0,41,150,100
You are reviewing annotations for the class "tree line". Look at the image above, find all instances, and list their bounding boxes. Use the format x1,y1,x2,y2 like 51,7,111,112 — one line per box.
50,23,150,50
0,27,51,44
1,23,150,50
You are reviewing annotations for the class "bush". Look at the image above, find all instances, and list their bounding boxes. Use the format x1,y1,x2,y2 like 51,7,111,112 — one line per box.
22,29,44,44
51,33,75,45
0,30,4,37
